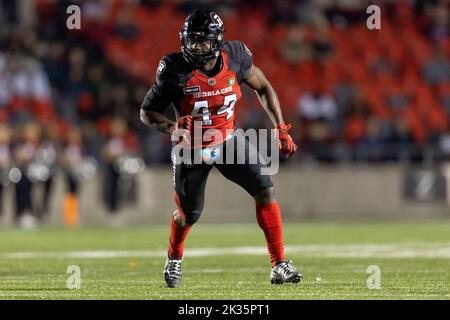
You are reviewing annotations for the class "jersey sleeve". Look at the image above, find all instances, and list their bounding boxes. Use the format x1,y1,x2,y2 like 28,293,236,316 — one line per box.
141,56,180,113
224,41,254,83
237,41,253,82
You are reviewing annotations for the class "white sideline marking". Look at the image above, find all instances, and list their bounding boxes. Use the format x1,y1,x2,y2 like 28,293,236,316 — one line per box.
1,243,450,259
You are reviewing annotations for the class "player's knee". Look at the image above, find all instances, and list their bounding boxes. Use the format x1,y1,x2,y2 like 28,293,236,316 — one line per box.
254,187,275,206
174,209,201,227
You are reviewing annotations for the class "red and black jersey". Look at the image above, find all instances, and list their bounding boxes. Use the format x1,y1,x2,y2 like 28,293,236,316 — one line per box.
142,41,253,147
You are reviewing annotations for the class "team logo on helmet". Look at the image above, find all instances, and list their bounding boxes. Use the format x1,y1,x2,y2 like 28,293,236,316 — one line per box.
209,12,224,30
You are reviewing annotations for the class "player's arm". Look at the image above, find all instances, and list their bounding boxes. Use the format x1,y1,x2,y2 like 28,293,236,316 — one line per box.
244,65,297,157
140,99,175,135
140,108,192,135
140,58,191,134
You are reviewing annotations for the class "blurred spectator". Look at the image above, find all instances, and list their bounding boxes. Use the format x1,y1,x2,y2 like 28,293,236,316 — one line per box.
61,126,84,196
12,122,41,228
386,116,415,161
426,0,449,42
422,45,450,85
41,41,67,90
60,126,86,229
358,117,387,162
439,128,450,160
35,121,60,220
297,83,338,161
343,89,370,146
279,26,312,64
101,117,139,222
312,27,333,60
0,53,8,107
0,124,11,218
438,82,450,116
82,0,109,22
385,86,411,114
114,7,139,40
325,0,369,25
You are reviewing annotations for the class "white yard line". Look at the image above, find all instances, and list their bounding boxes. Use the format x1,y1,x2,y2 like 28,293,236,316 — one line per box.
1,243,450,259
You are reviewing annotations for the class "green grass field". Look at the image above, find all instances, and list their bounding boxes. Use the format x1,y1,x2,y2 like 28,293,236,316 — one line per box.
0,221,449,300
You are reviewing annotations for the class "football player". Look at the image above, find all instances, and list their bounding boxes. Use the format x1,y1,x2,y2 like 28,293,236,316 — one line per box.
140,9,302,287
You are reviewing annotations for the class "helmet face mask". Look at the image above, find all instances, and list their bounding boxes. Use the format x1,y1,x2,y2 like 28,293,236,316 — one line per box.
180,10,225,68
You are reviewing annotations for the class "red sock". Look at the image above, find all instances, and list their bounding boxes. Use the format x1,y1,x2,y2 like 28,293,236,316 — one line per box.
256,201,285,267
168,192,192,259
168,216,192,259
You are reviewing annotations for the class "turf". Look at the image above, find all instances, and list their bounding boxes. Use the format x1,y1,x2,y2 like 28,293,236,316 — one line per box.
0,222,449,300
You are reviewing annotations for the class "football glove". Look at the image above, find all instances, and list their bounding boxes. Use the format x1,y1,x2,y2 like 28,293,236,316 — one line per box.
276,123,297,157
170,115,193,145
175,115,192,131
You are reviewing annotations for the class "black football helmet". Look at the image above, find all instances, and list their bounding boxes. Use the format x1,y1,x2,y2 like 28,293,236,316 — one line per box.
180,9,225,68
